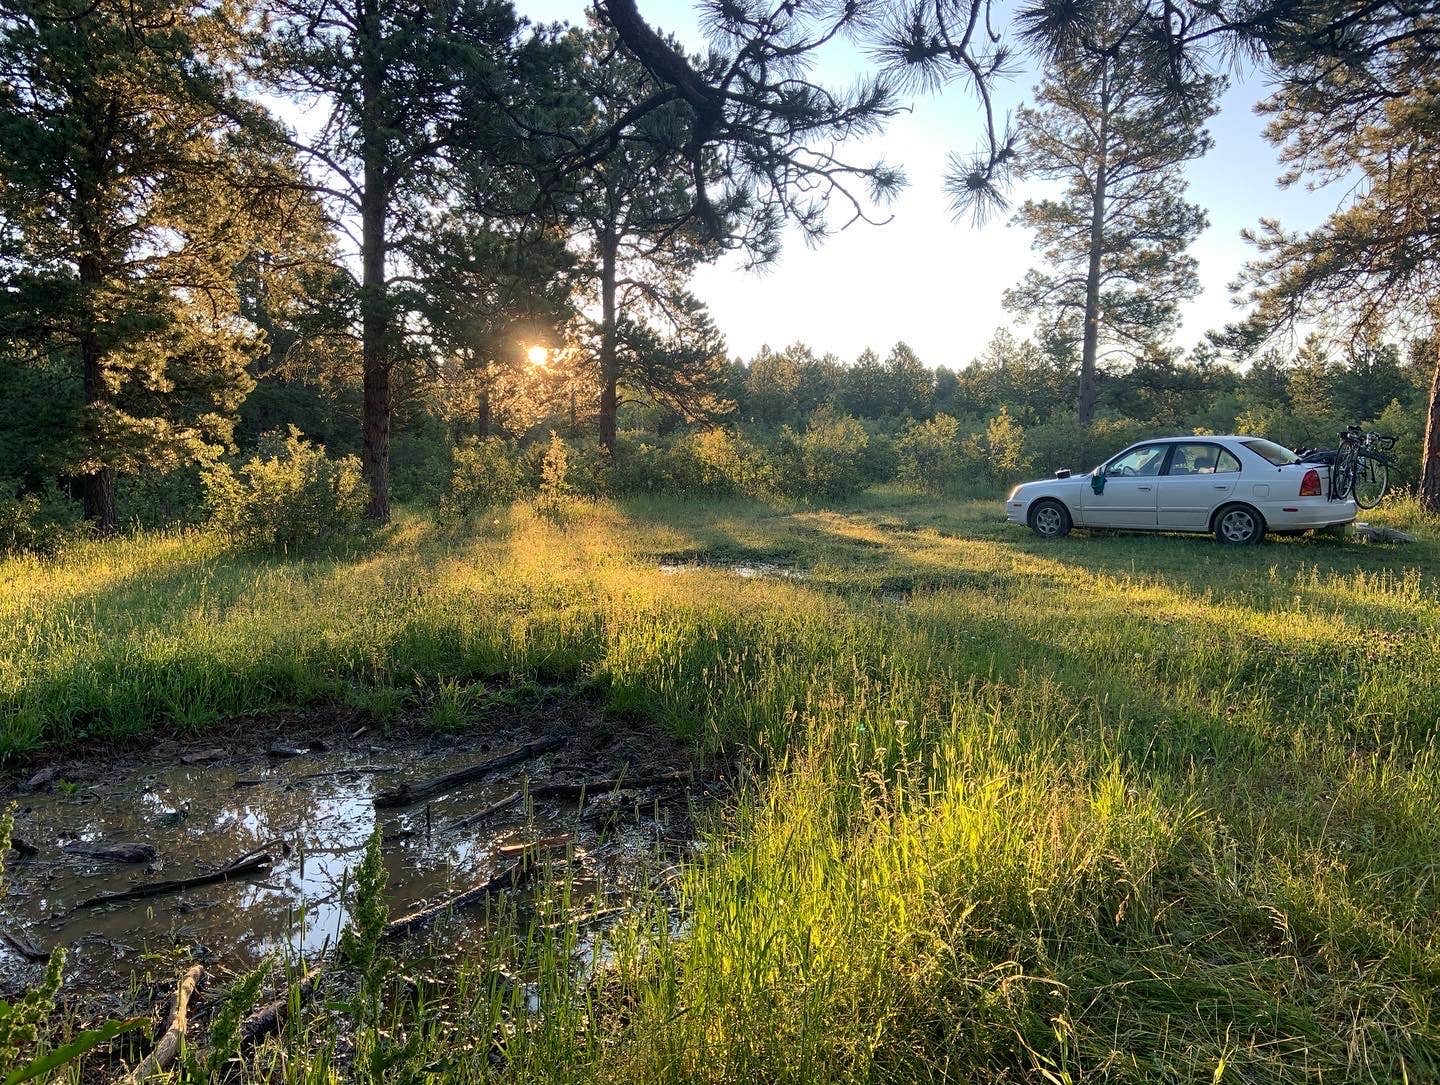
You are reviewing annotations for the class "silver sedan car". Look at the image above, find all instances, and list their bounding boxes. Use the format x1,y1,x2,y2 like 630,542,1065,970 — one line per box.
1005,435,1357,544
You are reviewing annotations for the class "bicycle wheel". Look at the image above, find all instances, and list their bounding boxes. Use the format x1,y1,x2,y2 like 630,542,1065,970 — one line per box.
1330,449,1356,500
1353,456,1388,508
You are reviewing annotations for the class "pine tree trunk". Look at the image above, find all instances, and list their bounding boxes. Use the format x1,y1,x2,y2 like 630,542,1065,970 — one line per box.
597,231,619,456
78,251,117,534
1421,334,1440,515
477,383,491,439
358,29,390,524
1077,76,1110,427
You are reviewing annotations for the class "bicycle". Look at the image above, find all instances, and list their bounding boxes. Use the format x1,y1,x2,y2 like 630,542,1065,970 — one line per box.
1328,425,1397,509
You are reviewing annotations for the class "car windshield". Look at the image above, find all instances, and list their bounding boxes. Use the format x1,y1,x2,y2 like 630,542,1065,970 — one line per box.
1243,439,1300,466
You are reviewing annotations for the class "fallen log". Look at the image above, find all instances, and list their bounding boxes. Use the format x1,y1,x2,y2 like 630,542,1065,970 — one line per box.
63,841,157,864
443,772,694,834
77,853,273,909
238,970,321,1051
382,838,568,940
119,964,204,1084
372,736,563,808
2,929,49,962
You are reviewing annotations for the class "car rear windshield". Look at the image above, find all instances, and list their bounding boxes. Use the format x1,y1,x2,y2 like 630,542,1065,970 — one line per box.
1243,439,1300,466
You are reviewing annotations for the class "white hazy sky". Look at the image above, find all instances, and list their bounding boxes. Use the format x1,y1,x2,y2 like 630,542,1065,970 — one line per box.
521,0,1348,369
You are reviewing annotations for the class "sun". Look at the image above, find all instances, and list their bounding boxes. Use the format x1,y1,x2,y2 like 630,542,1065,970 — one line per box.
526,345,549,367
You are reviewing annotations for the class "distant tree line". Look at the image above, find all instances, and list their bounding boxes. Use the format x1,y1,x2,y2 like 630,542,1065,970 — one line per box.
2,0,1437,547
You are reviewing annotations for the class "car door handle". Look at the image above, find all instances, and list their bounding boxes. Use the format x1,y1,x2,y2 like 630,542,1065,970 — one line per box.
1137,485,1152,491
1213,484,1229,489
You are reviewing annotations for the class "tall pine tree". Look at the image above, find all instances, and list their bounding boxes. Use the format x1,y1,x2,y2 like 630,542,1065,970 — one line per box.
0,0,293,530
1003,0,1219,424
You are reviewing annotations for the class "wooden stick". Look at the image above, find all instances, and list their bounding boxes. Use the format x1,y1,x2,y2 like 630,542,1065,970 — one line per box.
1,929,49,962
238,970,321,1051
119,964,204,1084
443,772,694,834
382,836,571,940
77,853,273,909
372,736,564,808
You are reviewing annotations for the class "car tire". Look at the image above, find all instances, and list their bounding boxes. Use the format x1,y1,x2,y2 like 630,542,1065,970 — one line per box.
1028,499,1072,539
1214,503,1264,545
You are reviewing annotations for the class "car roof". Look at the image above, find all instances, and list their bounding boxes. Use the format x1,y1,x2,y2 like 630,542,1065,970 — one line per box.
1134,435,1258,444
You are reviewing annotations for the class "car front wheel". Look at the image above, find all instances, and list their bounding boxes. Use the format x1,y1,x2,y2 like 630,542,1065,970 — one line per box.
1215,504,1264,545
1028,499,1072,539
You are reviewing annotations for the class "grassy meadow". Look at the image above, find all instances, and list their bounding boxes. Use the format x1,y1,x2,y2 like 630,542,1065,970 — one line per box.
3,491,1440,1082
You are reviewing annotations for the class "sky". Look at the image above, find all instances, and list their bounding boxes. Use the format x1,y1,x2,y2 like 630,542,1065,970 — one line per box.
520,0,1348,370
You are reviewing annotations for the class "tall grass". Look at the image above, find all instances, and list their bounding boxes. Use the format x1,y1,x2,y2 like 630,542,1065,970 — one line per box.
4,495,1439,1081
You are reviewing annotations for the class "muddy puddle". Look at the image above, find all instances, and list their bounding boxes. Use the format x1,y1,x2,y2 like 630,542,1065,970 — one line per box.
0,703,712,1001
658,557,808,580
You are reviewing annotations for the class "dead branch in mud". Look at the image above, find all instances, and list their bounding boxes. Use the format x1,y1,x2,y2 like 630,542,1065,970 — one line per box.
442,772,695,834
373,736,564,808
62,842,157,863
119,964,204,1084
238,970,322,1051
2,928,49,962
383,836,570,939
77,853,274,909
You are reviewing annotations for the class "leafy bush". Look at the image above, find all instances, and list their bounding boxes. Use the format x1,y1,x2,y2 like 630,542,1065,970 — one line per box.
1023,416,1149,479
896,413,966,493
439,437,524,522
203,427,367,549
774,410,871,500
117,464,206,529
674,428,778,498
535,431,574,517
0,480,84,556
607,436,677,494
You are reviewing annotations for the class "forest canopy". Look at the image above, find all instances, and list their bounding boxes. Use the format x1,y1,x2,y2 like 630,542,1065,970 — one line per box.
1,0,1437,549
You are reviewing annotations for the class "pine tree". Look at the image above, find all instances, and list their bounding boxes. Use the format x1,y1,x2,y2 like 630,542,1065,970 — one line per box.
1003,0,1219,425
0,0,293,531
261,0,574,521
1237,15,1440,512
567,19,729,454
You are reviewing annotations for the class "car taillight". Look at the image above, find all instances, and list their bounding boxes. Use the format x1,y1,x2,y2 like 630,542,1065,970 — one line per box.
1299,469,1322,497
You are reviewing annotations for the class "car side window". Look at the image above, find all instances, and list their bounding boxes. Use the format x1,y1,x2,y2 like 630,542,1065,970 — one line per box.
1165,443,1240,476
1106,445,1167,477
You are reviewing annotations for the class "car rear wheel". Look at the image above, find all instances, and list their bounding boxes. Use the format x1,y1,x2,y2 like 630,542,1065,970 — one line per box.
1028,499,1072,539
1215,504,1263,545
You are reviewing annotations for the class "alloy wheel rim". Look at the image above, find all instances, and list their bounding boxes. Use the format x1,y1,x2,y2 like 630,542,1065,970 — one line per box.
1221,510,1254,541
1035,507,1062,535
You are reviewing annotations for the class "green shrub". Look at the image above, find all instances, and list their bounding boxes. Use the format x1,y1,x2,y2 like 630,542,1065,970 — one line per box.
0,480,84,556
390,414,456,505
774,410,871,500
1023,416,1149,478
607,436,677,494
203,427,367,549
896,413,966,493
535,431,574,517
673,428,777,498
117,464,206,529
439,437,524,521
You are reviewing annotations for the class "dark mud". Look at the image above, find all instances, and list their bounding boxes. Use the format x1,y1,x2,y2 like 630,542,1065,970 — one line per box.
0,695,716,1006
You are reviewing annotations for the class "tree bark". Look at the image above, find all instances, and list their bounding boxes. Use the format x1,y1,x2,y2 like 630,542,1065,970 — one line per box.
358,8,391,523
1077,72,1110,427
1421,334,1440,515
597,228,620,455
78,251,117,533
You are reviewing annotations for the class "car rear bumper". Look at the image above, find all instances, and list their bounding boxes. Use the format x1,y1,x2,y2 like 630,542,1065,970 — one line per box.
1257,499,1357,530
